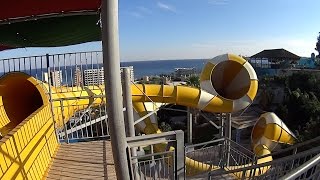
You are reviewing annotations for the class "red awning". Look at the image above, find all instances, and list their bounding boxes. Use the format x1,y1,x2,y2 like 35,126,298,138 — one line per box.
0,44,13,51
0,0,101,21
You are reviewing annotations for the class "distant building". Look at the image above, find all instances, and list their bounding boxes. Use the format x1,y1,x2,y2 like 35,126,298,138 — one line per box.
74,67,83,86
120,66,134,82
43,71,63,87
84,67,104,86
143,76,149,82
174,67,196,77
250,48,300,69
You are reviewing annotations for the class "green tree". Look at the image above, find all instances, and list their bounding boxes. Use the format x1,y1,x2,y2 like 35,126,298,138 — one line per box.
316,32,320,58
277,73,320,141
186,75,200,88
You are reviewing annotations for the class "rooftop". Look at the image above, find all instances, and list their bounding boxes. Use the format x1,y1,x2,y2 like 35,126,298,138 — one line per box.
251,48,301,61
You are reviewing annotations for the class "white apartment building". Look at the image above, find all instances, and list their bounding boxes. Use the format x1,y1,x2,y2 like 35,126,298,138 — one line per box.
83,66,135,86
84,67,104,86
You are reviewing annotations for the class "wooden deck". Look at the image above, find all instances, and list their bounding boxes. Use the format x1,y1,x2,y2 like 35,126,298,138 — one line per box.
45,140,116,180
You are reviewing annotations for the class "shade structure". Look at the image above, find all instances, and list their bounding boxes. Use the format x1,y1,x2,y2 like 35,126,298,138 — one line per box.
0,15,101,49
0,0,102,50
0,0,100,21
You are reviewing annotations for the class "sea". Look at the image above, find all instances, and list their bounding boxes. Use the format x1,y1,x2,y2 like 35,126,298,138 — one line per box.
121,59,206,79
0,59,207,85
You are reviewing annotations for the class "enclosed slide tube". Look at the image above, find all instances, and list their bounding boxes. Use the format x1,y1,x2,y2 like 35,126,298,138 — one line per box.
0,72,105,136
0,54,295,178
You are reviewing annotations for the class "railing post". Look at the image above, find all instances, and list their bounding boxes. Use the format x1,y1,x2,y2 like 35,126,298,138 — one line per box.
187,107,193,144
122,67,139,179
46,54,60,143
225,113,232,166
101,0,130,179
59,99,69,144
175,130,185,179
122,68,135,138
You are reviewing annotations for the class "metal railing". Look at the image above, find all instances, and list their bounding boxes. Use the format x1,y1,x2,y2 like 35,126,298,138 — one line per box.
185,138,255,178
208,143,320,180
127,130,185,180
56,103,111,142
0,52,115,142
280,153,320,180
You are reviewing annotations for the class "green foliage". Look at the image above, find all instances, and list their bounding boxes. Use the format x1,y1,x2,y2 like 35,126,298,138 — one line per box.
316,32,320,58
159,121,172,132
272,72,320,141
186,75,200,88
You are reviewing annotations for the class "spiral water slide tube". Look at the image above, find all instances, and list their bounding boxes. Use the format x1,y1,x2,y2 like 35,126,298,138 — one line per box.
0,54,295,178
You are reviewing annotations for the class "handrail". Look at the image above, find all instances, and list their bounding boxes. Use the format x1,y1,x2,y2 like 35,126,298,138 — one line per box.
208,145,320,177
258,135,320,159
226,138,255,156
185,138,225,149
279,153,320,180
0,50,103,61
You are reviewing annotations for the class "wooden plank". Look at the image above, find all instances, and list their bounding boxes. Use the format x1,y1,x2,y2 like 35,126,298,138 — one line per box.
45,140,116,180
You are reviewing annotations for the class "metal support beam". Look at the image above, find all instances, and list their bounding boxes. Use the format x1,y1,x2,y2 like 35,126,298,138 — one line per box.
175,130,185,180
225,113,232,166
101,0,130,179
219,113,224,138
187,107,193,144
122,68,139,179
122,68,135,138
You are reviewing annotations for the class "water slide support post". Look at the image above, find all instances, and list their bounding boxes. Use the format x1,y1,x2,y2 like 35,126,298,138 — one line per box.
122,67,139,179
101,0,130,179
225,113,232,166
187,107,193,144
122,68,135,138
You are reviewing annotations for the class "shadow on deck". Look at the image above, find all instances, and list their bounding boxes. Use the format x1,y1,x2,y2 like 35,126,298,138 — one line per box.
45,140,116,180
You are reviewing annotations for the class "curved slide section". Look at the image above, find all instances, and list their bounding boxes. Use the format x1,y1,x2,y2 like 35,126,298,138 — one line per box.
0,72,106,136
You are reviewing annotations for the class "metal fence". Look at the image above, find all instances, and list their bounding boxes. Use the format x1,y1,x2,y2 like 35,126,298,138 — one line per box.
127,130,185,180
56,103,110,142
185,138,255,178
208,143,320,180
280,153,320,180
0,52,114,142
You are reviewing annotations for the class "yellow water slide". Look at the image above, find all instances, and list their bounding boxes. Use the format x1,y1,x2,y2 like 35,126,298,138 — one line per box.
0,54,296,179
132,54,296,177
0,72,106,136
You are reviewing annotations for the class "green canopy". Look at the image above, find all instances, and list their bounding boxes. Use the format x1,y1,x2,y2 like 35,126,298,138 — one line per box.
0,15,101,49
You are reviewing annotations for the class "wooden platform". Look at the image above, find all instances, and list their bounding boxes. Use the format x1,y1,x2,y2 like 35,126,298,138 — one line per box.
45,140,116,180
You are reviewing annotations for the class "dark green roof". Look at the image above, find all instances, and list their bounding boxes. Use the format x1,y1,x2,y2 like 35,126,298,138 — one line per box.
0,15,101,49
251,49,300,61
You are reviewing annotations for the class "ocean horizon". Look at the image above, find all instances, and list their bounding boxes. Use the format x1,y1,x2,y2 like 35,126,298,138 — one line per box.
0,58,207,85
121,59,206,79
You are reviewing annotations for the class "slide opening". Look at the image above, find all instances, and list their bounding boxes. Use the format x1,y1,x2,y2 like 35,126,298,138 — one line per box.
211,61,250,100
0,74,45,125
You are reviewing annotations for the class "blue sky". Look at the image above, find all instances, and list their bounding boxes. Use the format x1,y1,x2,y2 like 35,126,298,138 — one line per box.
1,0,319,61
